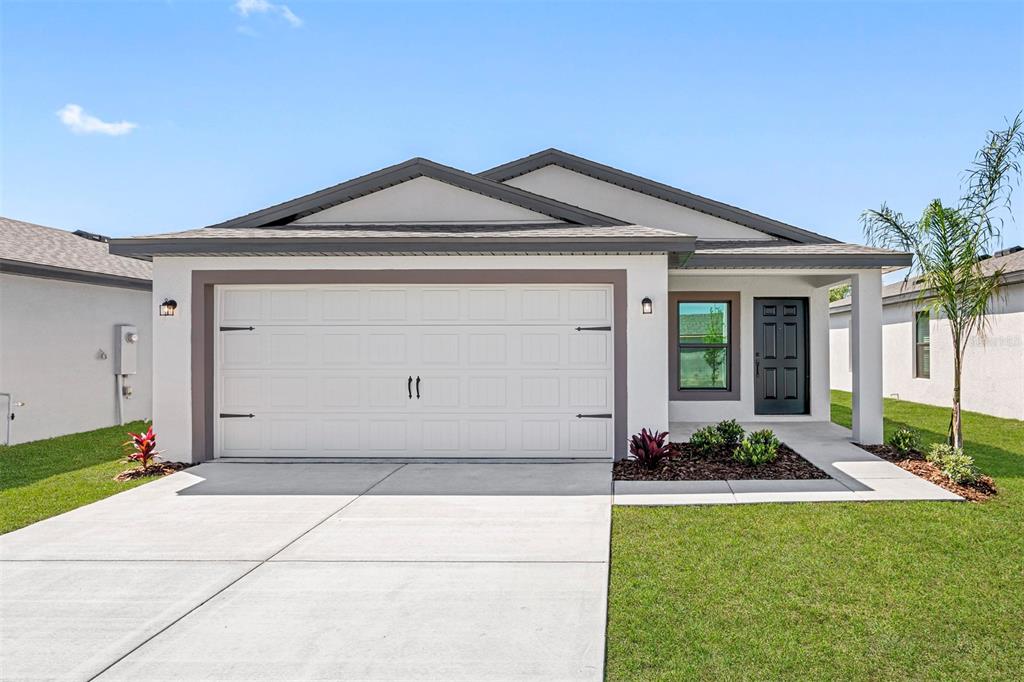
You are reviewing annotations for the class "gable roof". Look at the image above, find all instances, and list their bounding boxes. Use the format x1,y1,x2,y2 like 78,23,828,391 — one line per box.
479,148,838,244
0,216,151,289
210,157,625,229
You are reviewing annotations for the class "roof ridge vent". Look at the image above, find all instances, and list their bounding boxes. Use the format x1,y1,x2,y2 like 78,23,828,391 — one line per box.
994,245,1022,258
73,229,109,243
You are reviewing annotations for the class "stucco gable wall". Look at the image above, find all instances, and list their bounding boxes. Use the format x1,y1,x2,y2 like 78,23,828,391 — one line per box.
294,176,560,224
503,165,772,240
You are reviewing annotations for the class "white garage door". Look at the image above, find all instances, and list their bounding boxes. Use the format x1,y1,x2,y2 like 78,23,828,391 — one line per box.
214,284,614,459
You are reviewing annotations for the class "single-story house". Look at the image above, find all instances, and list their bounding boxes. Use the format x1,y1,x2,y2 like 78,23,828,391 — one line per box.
0,217,153,444
109,149,910,462
830,246,1024,420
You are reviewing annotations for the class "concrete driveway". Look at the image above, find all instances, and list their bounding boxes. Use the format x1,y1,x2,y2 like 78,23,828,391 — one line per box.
0,461,612,681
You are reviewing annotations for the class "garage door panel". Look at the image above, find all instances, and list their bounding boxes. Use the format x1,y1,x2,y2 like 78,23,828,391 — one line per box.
322,334,361,365
215,284,614,459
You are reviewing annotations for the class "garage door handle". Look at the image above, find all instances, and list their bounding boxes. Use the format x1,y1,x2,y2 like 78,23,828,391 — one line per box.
415,376,421,399
576,413,612,419
575,326,611,332
407,376,413,399
219,326,255,332
219,413,254,418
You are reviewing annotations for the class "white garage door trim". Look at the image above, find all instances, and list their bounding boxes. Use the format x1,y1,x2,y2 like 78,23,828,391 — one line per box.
209,280,625,460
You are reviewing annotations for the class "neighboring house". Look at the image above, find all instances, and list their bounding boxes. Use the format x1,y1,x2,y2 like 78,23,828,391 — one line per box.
0,217,153,444
109,149,909,462
830,247,1024,420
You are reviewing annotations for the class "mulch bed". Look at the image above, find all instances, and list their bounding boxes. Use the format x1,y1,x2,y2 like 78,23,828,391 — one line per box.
855,444,997,502
114,461,192,482
614,442,830,481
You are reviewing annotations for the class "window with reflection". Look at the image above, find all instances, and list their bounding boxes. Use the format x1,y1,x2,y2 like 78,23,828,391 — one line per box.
678,301,731,390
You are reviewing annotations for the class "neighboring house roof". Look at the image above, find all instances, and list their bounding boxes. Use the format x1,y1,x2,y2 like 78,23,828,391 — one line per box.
479,148,838,244
0,216,152,290
679,243,912,270
830,246,1024,312
207,157,625,229
108,223,695,258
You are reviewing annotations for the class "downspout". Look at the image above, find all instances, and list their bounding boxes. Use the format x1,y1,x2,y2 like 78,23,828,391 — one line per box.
115,375,125,426
0,392,10,445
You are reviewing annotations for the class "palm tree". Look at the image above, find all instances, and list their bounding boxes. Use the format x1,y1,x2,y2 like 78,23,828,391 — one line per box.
862,114,1024,448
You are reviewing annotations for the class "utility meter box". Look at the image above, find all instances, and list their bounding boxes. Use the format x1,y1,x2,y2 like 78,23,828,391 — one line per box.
114,324,139,375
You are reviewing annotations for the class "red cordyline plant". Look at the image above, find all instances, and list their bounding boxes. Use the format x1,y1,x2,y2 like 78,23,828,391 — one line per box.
124,425,161,468
628,428,671,470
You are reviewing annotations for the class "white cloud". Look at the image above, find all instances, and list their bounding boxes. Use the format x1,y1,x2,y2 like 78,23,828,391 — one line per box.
56,104,137,136
234,0,302,28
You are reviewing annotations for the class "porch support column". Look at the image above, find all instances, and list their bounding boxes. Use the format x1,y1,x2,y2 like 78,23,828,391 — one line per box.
851,270,883,444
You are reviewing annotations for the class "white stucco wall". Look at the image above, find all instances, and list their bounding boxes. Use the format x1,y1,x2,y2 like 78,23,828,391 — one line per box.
667,272,833,423
504,165,774,240
295,177,558,224
0,274,153,444
830,284,1024,420
150,254,668,463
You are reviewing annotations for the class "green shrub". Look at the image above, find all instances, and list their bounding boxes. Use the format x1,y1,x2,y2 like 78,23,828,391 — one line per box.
733,434,779,465
690,426,724,455
888,426,921,454
747,429,780,449
715,419,745,446
940,451,980,485
927,443,957,465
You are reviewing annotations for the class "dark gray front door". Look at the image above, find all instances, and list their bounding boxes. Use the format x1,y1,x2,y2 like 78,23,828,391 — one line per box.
754,298,808,415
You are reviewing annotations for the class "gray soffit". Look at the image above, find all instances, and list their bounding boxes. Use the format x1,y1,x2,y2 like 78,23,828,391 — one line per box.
207,158,625,229
109,224,695,259
676,243,912,270
0,259,152,290
479,148,839,244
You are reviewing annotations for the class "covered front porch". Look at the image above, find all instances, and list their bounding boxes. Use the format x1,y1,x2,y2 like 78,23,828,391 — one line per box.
665,246,903,446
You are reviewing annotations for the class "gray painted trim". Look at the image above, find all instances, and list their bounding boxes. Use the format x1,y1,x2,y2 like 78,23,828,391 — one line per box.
480,148,838,244
0,259,152,291
679,252,913,269
110,235,696,260
830,269,1024,313
668,291,741,402
207,158,625,229
190,270,628,462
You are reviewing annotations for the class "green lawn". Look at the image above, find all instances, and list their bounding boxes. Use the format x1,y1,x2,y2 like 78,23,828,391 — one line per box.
0,421,151,534
607,391,1024,681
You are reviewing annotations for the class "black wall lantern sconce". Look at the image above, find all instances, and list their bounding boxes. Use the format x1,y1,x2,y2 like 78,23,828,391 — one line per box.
641,297,653,315
159,299,178,317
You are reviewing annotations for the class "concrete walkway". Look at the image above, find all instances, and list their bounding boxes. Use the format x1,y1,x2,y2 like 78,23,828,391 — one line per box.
0,462,612,681
613,421,963,505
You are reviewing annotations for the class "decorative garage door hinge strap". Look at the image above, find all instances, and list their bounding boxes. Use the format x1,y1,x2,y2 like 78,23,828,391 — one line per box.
219,413,255,418
219,326,255,331
575,413,612,419
575,326,611,331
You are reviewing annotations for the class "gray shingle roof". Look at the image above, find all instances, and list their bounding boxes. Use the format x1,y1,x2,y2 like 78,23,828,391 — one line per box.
830,246,1024,309
0,216,152,282
680,242,912,269
108,223,696,259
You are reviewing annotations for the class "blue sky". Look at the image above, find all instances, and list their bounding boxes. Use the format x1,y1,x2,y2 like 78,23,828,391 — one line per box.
2,1,1023,248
